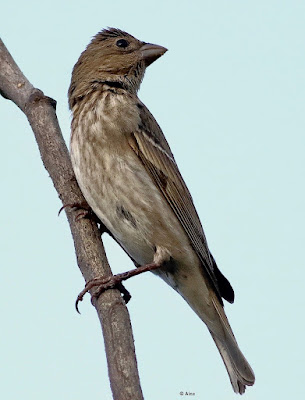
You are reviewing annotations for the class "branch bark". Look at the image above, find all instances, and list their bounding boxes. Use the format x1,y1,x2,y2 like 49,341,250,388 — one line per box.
0,38,144,400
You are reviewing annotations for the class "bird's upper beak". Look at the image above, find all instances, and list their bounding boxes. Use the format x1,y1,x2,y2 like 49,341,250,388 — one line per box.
140,43,168,67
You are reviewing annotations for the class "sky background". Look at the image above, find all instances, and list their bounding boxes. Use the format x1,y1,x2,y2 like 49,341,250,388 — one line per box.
1,1,304,399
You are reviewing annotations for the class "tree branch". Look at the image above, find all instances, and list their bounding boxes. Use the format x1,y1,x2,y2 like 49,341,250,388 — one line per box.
0,38,144,400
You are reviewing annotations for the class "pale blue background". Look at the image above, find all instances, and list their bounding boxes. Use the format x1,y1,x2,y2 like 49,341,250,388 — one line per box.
1,1,304,399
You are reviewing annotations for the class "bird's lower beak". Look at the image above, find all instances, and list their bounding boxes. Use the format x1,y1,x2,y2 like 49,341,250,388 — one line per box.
140,43,168,67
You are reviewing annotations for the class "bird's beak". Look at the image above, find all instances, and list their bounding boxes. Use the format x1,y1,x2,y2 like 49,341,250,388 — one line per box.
140,43,168,67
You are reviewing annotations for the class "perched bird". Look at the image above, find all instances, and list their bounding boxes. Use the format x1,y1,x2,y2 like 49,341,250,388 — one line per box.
69,28,255,394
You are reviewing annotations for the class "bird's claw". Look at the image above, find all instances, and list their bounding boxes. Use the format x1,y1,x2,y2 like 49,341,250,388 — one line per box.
58,202,105,228
75,275,131,314
58,201,91,218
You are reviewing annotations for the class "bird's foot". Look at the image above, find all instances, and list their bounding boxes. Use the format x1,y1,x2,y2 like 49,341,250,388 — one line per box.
75,277,132,313
75,261,162,313
58,201,108,234
58,201,95,221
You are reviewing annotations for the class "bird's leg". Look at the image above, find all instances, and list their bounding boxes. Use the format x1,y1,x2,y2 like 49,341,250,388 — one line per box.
75,247,169,313
75,261,162,313
58,201,109,234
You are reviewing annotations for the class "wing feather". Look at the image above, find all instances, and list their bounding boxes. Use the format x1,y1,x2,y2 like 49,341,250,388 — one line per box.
128,104,234,303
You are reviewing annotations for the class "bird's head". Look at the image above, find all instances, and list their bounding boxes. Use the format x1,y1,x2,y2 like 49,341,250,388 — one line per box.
69,28,167,108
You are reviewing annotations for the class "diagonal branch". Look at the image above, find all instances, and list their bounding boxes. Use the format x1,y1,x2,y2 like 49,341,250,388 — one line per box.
0,38,144,400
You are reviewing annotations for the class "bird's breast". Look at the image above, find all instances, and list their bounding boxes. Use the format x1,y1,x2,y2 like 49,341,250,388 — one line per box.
70,92,197,268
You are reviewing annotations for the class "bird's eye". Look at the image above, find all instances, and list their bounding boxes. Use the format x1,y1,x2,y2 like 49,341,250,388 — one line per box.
116,39,129,48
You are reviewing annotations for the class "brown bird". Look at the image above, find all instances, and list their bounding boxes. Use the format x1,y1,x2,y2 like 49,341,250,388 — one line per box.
68,28,255,394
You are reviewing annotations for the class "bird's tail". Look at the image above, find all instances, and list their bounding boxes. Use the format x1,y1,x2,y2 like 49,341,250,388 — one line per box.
160,263,255,393
208,294,255,394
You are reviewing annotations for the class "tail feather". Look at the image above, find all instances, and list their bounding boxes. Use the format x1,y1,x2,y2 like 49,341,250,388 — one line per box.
168,264,255,394
211,332,255,394
210,295,255,394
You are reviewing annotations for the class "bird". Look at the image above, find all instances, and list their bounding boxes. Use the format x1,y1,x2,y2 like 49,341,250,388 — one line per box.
68,27,255,394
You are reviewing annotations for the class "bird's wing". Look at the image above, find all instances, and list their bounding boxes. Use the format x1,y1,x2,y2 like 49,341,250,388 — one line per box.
128,103,234,304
